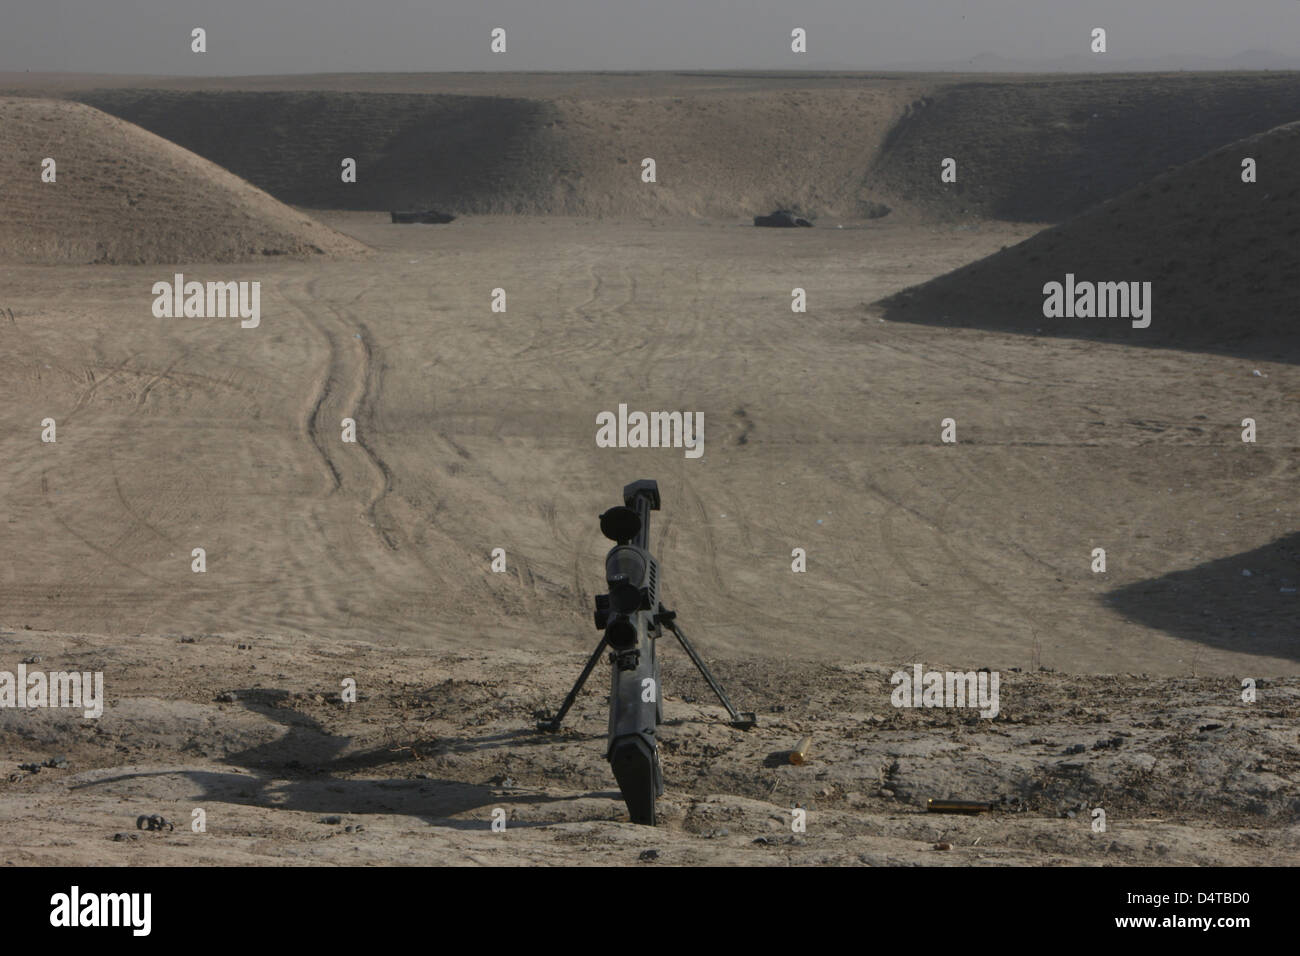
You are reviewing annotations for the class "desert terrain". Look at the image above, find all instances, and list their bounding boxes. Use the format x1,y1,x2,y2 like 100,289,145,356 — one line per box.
0,72,1296,865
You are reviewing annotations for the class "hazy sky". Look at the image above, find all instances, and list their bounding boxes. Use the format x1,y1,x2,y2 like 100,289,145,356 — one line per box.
6,0,1300,73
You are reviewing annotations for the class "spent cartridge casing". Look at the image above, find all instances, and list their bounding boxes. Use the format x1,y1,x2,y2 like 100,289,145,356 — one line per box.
926,798,992,814
789,736,814,765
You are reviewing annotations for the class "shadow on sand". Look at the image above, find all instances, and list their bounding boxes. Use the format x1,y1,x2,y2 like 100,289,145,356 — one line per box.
72,689,615,828
1106,531,1300,664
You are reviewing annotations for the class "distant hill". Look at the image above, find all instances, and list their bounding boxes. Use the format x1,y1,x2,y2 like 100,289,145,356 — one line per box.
70,86,919,219
870,73,1300,222
0,97,367,264
874,121,1300,360
869,50,1300,73
69,73,1300,226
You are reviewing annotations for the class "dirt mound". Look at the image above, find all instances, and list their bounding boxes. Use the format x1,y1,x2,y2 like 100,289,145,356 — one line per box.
0,97,367,264
73,87,921,219
871,74,1300,222
874,120,1300,360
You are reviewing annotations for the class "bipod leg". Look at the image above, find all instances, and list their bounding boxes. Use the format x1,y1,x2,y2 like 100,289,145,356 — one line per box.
659,611,756,729
537,636,608,732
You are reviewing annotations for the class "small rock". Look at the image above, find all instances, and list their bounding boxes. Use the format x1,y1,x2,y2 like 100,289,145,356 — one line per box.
638,849,660,862
934,842,952,851
321,815,343,825
1064,743,1087,755
877,788,894,798
215,691,238,703
113,832,140,842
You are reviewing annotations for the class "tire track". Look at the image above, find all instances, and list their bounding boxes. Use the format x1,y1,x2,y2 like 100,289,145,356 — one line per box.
298,273,470,580
326,299,399,550
64,352,144,423
137,356,183,406
38,468,171,587
277,276,344,492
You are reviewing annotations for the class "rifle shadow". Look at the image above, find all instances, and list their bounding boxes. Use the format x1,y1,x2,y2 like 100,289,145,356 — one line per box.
71,688,618,829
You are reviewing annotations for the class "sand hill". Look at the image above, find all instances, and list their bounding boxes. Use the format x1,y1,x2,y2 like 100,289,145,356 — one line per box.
63,73,1300,224
0,97,367,264
72,87,917,219
875,120,1300,360
870,74,1300,222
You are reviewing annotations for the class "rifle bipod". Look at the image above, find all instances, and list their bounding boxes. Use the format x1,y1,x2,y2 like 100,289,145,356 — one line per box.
535,480,756,826
537,604,757,825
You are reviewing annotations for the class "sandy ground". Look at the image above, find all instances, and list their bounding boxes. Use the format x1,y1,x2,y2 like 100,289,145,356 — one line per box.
2,628,1297,866
4,216,1296,674
2,214,1297,863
